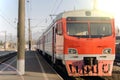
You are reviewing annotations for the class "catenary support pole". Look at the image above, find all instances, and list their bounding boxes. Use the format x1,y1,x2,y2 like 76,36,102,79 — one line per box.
28,18,31,51
4,31,6,51
17,0,25,75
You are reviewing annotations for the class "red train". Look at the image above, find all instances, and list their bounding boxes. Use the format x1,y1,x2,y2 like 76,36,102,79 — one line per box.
37,10,116,77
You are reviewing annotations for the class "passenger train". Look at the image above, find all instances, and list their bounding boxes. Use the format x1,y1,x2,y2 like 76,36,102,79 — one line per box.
37,10,116,77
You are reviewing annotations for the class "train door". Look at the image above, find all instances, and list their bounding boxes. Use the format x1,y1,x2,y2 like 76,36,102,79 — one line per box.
42,36,45,55
52,24,56,64
52,22,63,64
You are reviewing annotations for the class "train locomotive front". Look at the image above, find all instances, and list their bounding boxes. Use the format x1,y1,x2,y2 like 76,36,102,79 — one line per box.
61,10,115,77
37,10,115,77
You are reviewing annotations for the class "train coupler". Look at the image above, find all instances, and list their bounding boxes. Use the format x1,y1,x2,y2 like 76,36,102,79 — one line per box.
83,57,98,66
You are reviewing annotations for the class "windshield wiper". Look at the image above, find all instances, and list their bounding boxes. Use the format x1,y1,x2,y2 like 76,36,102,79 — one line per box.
69,35,89,38
90,35,111,38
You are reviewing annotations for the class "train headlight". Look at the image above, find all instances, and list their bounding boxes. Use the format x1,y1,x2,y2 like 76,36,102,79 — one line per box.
103,48,112,54
68,48,78,54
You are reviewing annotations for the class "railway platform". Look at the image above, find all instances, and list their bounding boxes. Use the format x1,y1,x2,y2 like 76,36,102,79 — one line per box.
0,51,63,80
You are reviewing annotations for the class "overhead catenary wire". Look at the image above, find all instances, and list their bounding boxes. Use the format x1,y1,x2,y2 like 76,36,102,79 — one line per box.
48,0,63,22
50,0,58,14
0,10,17,29
26,0,63,40
52,0,63,15
0,14,16,29
31,18,47,28
26,0,48,29
33,0,64,34
33,0,63,28
28,0,60,29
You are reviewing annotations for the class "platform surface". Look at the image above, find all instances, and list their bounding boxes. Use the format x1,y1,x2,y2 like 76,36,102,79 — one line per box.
0,51,63,80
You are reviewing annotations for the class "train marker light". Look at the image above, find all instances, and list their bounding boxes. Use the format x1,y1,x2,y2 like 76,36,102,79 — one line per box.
68,48,78,54
103,48,112,54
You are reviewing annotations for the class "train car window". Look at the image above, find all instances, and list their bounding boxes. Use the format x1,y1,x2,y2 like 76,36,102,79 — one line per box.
56,23,63,35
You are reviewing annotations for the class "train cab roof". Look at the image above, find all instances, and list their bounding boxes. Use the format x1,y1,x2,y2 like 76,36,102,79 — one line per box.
54,9,114,21
42,10,114,36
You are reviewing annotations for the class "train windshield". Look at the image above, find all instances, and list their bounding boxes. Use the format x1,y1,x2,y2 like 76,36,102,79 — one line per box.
67,22,112,38
90,23,112,38
67,23,89,37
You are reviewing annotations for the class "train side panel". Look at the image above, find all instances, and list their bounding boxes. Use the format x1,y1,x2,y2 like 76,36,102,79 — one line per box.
44,28,53,56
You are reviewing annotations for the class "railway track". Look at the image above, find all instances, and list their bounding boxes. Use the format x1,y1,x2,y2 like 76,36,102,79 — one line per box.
0,52,16,63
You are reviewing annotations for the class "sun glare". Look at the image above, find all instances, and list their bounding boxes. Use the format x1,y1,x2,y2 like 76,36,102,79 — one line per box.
97,0,120,15
97,0,120,30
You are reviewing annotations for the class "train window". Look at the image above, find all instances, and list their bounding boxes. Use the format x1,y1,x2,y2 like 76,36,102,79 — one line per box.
90,23,112,37
56,23,63,35
67,22,88,36
67,22,112,38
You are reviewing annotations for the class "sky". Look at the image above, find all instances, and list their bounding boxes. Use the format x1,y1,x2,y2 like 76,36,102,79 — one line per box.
0,0,120,41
